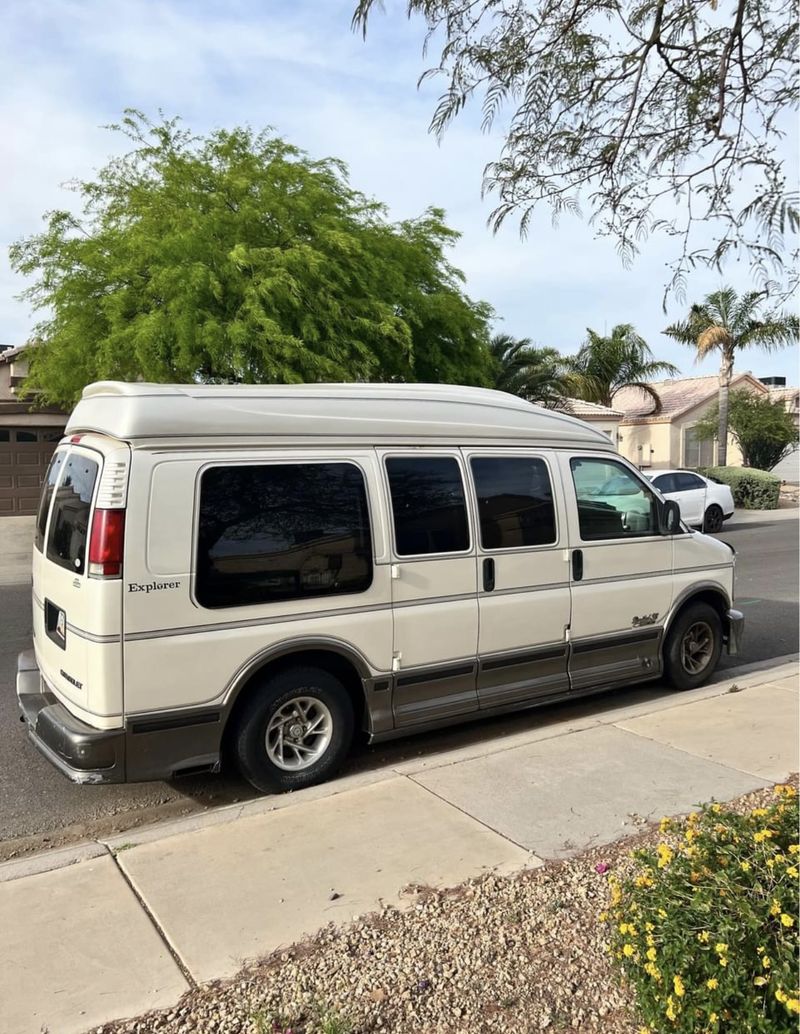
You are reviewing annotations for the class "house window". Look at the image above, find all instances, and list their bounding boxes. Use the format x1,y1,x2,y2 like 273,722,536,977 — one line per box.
684,427,714,468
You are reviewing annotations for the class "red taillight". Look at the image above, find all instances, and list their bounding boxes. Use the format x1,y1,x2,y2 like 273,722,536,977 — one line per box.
88,509,125,577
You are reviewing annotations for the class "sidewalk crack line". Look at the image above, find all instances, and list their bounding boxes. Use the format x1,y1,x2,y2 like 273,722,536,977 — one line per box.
109,851,197,989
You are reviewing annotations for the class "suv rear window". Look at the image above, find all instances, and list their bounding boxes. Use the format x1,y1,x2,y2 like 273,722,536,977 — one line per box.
34,449,66,552
46,453,99,575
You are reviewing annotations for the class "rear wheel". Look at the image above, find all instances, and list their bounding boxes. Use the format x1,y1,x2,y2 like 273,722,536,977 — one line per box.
703,504,724,533
663,602,723,690
234,666,354,793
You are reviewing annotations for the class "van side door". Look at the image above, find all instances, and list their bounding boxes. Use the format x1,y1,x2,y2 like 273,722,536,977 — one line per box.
380,451,479,727
559,453,674,689
466,450,571,706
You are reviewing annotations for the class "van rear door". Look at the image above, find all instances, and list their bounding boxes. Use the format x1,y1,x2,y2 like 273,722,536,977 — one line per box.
32,439,128,727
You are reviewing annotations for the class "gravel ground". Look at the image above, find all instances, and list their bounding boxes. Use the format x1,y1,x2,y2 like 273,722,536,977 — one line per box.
88,780,797,1034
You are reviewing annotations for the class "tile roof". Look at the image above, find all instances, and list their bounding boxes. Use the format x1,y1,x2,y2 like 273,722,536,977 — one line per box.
559,397,624,419
614,373,768,424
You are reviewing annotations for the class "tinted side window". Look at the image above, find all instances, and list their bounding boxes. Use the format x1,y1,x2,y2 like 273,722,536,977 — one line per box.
196,463,373,609
570,458,657,540
675,473,704,491
652,473,677,493
470,457,556,549
35,449,66,552
386,457,469,556
46,453,99,574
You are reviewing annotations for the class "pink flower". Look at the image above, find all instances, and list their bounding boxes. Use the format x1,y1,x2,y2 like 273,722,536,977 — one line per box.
594,862,610,874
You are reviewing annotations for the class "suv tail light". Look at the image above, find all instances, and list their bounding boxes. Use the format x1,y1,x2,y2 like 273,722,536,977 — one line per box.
88,509,125,577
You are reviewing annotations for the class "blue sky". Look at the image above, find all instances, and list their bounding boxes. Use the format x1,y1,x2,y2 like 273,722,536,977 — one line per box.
2,0,797,380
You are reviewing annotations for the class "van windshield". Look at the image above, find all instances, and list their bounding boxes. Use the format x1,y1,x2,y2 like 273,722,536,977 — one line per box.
46,453,99,575
34,449,66,552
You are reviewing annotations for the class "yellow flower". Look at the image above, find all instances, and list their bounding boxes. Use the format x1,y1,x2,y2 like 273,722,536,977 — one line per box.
751,807,768,818
685,827,698,843
709,1013,718,1024
787,999,800,1015
774,783,797,798
688,811,699,824
646,933,655,948
706,978,719,990
754,975,769,986
666,995,678,1021
623,943,635,957
657,843,674,868
647,947,658,962
719,957,728,967
599,911,608,922
644,961,662,981
754,829,776,843
766,858,776,869
787,866,799,878
770,899,781,916
711,803,721,814
658,908,668,919
698,930,710,943
674,975,685,998
619,922,630,934
636,873,655,888
774,853,786,864
659,816,672,833
780,913,794,927
715,942,728,955
645,922,655,932
776,989,787,1004
762,956,771,968
789,844,799,855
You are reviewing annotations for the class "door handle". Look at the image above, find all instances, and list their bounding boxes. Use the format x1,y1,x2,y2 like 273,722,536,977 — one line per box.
572,549,583,581
482,557,495,592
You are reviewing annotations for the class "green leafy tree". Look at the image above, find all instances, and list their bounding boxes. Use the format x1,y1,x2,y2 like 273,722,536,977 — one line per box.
353,1,798,300
694,388,799,472
10,111,493,405
663,287,798,465
566,324,678,413
489,333,569,407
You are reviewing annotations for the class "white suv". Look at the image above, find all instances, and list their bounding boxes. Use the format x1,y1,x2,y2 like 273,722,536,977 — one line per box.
646,470,735,532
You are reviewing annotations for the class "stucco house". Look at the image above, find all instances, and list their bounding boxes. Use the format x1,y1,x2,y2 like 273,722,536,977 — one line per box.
558,397,624,442
0,344,67,515
612,372,774,471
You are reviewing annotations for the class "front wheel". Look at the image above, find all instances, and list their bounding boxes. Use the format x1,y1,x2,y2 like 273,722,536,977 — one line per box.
663,602,723,690
703,504,724,533
233,666,354,793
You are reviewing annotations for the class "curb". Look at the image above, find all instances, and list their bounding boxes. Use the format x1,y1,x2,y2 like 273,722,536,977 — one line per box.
1,654,796,884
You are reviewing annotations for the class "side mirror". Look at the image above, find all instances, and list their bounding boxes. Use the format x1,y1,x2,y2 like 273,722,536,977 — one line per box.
659,499,681,535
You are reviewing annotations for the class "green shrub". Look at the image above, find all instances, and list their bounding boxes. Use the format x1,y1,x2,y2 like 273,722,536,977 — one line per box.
699,466,782,510
605,785,799,1033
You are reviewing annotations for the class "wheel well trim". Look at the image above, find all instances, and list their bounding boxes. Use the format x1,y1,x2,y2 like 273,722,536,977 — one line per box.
664,581,732,640
221,636,376,715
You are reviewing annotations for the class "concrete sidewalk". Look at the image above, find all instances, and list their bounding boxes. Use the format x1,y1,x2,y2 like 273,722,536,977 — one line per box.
1,657,798,1034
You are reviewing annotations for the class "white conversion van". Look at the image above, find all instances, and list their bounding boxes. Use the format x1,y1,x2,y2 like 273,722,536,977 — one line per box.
17,382,743,792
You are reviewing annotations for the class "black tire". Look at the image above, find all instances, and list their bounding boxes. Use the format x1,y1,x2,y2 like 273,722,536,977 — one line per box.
663,602,723,690
703,504,724,533
234,666,354,793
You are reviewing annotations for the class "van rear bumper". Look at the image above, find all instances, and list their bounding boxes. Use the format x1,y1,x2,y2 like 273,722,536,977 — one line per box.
16,651,125,784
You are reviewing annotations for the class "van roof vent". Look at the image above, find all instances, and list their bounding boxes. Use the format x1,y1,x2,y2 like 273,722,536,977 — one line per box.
95,456,130,509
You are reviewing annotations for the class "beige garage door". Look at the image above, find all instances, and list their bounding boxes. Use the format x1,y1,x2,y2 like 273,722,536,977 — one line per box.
0,428,64,516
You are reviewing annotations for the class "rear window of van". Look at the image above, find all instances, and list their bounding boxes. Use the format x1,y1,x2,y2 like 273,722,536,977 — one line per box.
34,449,66,552
46,453,99,575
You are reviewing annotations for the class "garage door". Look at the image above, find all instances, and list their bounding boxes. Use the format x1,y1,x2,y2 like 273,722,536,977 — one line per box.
0,428,64,516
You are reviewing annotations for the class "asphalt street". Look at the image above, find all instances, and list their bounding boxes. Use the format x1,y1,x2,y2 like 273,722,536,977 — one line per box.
0,515,797,857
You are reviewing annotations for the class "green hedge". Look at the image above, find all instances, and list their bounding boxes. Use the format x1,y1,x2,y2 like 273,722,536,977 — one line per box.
698,466,782,510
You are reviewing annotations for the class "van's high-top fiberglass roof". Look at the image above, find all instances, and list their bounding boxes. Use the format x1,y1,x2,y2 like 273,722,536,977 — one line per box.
66,381,616,449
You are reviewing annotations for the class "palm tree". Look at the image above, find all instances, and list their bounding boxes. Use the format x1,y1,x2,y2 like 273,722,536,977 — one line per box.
663,288,799,465
566,324,679,413
489,333,570,408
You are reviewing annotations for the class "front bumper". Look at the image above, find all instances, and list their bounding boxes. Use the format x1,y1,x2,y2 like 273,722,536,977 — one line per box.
16,651,125,784
725,609,745,656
